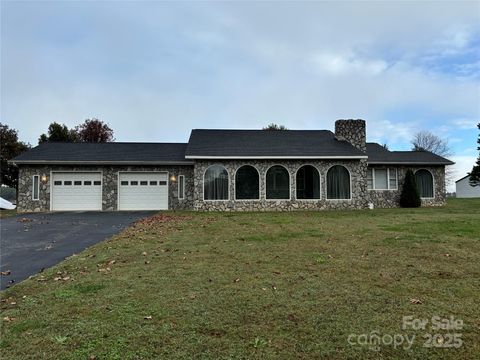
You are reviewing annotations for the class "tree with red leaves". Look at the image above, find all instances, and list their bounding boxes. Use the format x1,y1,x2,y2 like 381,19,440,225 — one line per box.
75,118,115,143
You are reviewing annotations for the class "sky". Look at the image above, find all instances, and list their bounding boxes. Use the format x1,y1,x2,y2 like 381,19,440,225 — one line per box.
1,1,479,191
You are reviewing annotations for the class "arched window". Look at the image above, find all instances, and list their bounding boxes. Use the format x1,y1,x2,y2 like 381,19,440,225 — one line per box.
296,165,320,199
327,165,350,199
266,165,290,199
204,165,229,200
415,169,434,198
235,165,259,200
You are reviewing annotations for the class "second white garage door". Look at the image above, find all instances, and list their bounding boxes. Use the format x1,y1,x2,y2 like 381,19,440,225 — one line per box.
118,172,168,210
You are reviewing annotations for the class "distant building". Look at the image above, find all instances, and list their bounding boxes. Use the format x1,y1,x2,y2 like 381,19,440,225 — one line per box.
455,175,480,198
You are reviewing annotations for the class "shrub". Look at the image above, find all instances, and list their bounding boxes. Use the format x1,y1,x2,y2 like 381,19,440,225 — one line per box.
400,169,421,208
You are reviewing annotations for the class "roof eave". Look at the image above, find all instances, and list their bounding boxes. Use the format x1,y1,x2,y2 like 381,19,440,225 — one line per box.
367,161,454,165
9,160,194,165
185,155,368,160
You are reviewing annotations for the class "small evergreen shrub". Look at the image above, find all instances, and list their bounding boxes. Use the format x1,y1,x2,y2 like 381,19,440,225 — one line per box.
400,169,421,208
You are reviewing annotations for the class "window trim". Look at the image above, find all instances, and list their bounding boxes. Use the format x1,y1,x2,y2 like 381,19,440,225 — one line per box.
294,164,321,201
234,164,261,201
265,164,291,201
414,168,435,199
203,165,230,201
32,175,40,201
325,164,352,201
367,168,399,191
178,175,185,200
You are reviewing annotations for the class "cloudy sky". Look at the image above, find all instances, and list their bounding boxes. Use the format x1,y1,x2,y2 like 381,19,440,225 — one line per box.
1,1,479,190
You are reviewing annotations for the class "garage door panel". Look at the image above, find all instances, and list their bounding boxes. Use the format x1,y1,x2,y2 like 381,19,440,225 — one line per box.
52,173,102,211
118,173,168,210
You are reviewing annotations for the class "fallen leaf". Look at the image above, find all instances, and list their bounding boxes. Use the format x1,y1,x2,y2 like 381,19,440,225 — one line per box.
234,278,240,283
410,298,422,304
144,316,152,320
142,252,147,256
3,316,15,322
444,253,451,257
0,270,11,276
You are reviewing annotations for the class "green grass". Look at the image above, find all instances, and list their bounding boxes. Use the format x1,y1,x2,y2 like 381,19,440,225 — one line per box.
0,209,17,218
1,199,479,359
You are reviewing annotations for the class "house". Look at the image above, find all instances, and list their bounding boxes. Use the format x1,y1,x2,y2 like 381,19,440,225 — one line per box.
455,175,480,198
11,120,453,212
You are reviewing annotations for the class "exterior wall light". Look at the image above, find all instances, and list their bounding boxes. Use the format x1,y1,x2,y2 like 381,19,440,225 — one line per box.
41,175,48,183
170,175,176,182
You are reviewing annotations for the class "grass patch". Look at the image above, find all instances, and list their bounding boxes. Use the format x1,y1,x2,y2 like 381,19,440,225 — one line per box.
0,209,17,218
1,199,479,359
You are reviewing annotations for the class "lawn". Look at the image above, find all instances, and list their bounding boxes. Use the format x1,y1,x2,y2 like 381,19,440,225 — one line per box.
1,199,479,359
0,209,17,218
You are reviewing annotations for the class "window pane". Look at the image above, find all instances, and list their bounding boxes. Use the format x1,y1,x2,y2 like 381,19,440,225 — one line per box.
33,176,39,200
296,165,320,199
367,168,373,190
374,169,388,189
415,170,433,198
130,181,138,186
54,181,62,186
94,181,101,186
74,181,82,186
140,181,148,186
266,166,289,199
388,169,397,189
64,181,72,186
84,181,92,185
159,181,167,186
178,175,185,199
235,166,259,200
150,181,157,186
121,181,129,186
204,165,228,200
327,165,350,199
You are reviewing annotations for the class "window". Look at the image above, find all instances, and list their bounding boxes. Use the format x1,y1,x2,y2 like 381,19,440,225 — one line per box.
388,169,398,190
131,181,138,186
84,181,92,186
178,175,185,199
54,181,62,186
374,169,388,190
74,181,82,186
235,165,259,200
150,181,158,186
296,165,320,199
140,181,148,186
121,181,129,186
159,181,167,186
367,169,374,190
204,165,229,200
327,165,350,199
367,168,398,190
32,175,40,200
415,169,434,198
64,181,72,186
93,181,101,186
266,165,289,199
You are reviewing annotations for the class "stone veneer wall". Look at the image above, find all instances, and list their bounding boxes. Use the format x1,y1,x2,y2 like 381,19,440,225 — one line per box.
193,159,368,211
334,119,366,152
17,165,194,212
366,165,446,208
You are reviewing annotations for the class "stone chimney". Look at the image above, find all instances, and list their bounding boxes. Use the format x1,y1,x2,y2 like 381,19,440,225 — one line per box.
334,119,366,152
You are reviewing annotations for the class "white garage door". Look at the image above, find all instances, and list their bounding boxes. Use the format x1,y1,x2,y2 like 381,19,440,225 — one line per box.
52,172,102,211
118,172,168,210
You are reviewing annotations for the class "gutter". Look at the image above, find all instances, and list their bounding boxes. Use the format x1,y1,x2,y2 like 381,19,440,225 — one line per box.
9,160,195,166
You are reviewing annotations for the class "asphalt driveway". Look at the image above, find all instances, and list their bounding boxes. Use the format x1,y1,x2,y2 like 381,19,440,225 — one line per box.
0,211,155,290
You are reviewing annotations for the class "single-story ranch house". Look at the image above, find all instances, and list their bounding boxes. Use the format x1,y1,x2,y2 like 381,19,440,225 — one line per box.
12,120,453,212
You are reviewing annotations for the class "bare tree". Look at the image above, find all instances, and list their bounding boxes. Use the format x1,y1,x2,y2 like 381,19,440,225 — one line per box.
411,131,454,185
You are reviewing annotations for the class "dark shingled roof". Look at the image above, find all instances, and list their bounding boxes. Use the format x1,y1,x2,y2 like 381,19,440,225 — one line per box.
366,143,454,165
185,129,366,158
12,142,192,164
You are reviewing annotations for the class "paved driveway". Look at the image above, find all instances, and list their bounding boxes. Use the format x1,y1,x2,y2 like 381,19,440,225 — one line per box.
1,211,155,290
